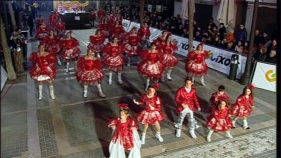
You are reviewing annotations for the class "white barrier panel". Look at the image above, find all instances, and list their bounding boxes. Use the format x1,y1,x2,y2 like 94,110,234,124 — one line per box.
122,19,131,32
122,19,246,79
251,62,276,92
128,22,140,32
1,66,8,91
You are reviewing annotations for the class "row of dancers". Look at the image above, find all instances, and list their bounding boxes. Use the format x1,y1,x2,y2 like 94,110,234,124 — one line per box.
106,78,255,158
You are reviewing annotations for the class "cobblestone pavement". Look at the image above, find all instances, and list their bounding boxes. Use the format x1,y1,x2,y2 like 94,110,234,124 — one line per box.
153,127,276,158
1,11,277,158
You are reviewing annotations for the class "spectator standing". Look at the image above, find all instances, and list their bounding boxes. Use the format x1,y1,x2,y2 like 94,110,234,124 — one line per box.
226,28,235,43
234,40,244,54
253,46,267,62
261,32,272,48
254,29,262,46
218,23,227,41
236,24,247,42
27,13,34,37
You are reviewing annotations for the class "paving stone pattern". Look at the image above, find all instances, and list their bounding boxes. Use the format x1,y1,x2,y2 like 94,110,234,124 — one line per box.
61,104,99,146
1,112,28,158
37,109,59,157
152,127,276,158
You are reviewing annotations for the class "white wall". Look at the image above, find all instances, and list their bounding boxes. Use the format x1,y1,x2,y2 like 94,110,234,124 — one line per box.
174,1,182,19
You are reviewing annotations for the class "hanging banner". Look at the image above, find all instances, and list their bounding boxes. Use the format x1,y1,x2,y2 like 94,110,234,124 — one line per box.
251,62,276,92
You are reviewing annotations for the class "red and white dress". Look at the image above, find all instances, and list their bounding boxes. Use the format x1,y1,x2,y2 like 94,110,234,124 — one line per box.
88,35,106,53
59,38,81,61
76,57,104,85
137,50,165,79
102,42,125,72
231,95,254,118
29,52,57,81
185,51,209,77
137,26,151,40
209,92,231,111
99,23,110,37
41,35,61,54
55,21,66,36
110,25,125,40
123,33,141,57
49,13,57,28
35,25,49,40
206,108,233,132
159,43,178,67
108,118,141,158
137,94,165,125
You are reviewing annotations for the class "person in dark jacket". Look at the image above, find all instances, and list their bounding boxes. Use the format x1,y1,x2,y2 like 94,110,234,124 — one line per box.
27,13,34,37
265,50,276,64
218,23,226,41
236,24,247,42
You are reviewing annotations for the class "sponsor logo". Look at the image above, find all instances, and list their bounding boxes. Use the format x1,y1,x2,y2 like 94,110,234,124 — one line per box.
265,70,276,82
209,53,231,66
180,43,195,50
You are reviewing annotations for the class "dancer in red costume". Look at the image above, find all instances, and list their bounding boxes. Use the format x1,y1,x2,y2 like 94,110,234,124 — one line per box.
206,99,233,142
59,31,81,73
137,42,165,91
87,29,106,58
55,18,66,38
29,44,57,100
153,30,169,46
35,15,45,28
174,76,201,138
97,9,106,22
185,43,210,86
209,85,230,112
158,33,178,82
123,27,141,66
35,22,49,40
102,36,125,85
109,21,125,41
98,18,110,39
76,48,105,98
137,22,151,49
133,82,165,144
41,30,62,65
49,11,57,28
231,84,255,129
108,103,141,158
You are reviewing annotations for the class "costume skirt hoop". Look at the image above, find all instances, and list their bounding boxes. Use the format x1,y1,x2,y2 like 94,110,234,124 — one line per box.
137,110,165,125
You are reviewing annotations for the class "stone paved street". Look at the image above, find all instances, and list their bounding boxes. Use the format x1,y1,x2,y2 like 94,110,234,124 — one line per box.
1,11,277,158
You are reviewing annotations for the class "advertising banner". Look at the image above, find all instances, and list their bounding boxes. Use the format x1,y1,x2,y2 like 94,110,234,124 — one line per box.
251,62,276,92
122,19,131,32
1,66,7,91
122,19,246,79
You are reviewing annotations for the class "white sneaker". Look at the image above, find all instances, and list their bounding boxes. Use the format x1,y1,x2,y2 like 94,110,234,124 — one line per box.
176,129,181,137
83,92,87,98
225,132,233,138
98,91,106,98
155,133,164,142
189,130,197,139
38,94,43,100
50,93,56,100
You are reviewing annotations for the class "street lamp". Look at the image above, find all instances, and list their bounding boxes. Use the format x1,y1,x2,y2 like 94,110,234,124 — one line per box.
240,0,259,85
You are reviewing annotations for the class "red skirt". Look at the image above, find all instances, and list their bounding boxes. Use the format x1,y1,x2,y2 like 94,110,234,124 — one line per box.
185,60,208,77
230,104,252,118
206,115,233,132
36,32,48,40
46,44,60,54
137,61,165,79
60,47,81,61
76,69,104,85
160,54,178,67
137,110,165,125
88,43,105,53
30,65,57,81
124,44,141,57
102,55,124,72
